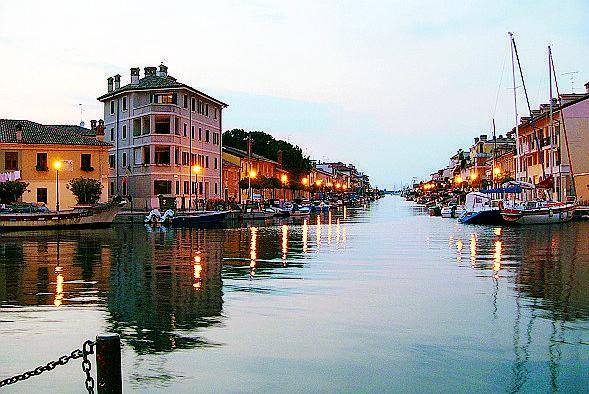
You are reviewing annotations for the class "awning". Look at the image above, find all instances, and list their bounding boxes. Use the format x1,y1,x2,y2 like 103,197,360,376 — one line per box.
536,175,554,189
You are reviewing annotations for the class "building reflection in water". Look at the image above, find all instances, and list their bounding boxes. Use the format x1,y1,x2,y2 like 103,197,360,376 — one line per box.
281,225,288,266
54,265,64,307
327,211,333,245
493,240,502,279
302,219,308,253
469,233,477,267
456,239,463,264
249,227,258,278
316,215,322,250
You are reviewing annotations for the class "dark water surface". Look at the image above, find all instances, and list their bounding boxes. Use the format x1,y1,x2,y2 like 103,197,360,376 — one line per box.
1,197,588,393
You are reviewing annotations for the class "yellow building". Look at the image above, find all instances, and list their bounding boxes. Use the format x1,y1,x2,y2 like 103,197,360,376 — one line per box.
0,119,111,210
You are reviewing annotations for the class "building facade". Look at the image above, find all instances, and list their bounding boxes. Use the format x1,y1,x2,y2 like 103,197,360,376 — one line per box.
0,119,111,210
97,64,227,210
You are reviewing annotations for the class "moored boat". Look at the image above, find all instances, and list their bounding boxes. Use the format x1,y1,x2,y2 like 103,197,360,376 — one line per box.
0,199,125,231
501,200,575,224
458,192,502,224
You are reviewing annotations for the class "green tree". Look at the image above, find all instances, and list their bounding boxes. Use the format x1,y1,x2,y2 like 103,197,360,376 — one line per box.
223,129,312,180
0,181,29,204
67,177,103,205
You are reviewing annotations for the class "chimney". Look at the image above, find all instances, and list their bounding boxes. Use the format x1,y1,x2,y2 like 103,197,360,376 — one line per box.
96,119,105,141
130,67,140,84
474,137,479,143
107,77,114,92
90,119,97,131
113,74,121,90
15,123,23,142
277,150,283,167
480,134,487,142
157,63,168,77
144,66,157,76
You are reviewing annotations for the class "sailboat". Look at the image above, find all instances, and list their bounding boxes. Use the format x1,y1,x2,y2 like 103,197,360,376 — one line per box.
499,34,576,224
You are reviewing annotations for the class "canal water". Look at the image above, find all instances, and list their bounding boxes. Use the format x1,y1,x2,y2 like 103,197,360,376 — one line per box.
0,196,588,393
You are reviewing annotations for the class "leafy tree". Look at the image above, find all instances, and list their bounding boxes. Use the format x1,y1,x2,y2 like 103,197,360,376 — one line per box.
223,129,312,180
0,181,29,204
67,177,103,205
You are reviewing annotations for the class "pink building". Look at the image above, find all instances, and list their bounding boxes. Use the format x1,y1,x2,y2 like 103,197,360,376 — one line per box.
98,64,228,210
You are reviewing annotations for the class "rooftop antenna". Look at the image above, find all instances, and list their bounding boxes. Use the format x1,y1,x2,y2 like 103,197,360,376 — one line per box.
562,71,578,93
79,103,85,128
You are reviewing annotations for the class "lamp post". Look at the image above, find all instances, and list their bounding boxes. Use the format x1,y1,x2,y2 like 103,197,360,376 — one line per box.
248,169,257,202
53,160,62,212
301,177,309,199
192,165,201,210
280,174,288,201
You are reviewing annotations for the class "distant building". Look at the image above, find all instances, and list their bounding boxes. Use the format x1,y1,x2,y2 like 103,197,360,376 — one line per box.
0,119,111,210
97,64,227,210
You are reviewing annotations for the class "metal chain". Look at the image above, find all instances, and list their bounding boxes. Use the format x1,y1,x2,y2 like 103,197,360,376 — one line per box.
0,340,95,393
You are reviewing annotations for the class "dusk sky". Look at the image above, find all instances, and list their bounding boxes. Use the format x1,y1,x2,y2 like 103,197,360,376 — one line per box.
1,0,588,188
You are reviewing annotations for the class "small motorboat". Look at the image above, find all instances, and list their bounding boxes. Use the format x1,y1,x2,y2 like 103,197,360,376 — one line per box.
290,204,311,218
441,204,465,219
171,211,228,226
458,192,502,224
242,203,274,220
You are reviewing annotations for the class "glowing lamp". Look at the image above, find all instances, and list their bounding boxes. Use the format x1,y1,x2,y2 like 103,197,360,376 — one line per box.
53,160,62,170
454,175,463,184
280,174,288,184
301,177,309,186
192,164,202,174
249,170,257,179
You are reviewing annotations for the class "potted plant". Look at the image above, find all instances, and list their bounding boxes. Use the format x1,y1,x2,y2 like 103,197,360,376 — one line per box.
66,177,103,206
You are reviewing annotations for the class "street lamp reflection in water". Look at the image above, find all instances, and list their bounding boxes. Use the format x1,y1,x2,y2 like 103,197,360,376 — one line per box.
493,240,502,279
302,220,308,253
470,233,477,267
54,266,63,307
281,224,288,266
250,227,258,278
193,252,203,290
316,215,321,249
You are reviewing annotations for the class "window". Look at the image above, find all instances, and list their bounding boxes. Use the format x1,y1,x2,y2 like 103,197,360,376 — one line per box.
36,188,47,204
198,128,202,141
142,117,150,135
154,180,172,195
155,116,171,134
122,152,127,168
174,118,180,135
134,147,142,165
174,147,179,164
205,156,209,168
183,94,188,108
154,146,171,165
36,153,48,171
191,97,196,111
182,152,189,165
110,128,114,141
143,146,151,164
183,123,187,137
205,130,210,142
192,182,197,194
133,119,141,137
81,154,93,171
205,103,209,116
184,181,189,194
109,181,115,196
109,154,115,169
214,182,218,195
122,124,127,139
110,100,115,115
191,126,195,139
150,93,177,104
176,180,180,194
5,152,18,170
122,96,127,111
122,181,127,195
199,182,203,194
214,157,218,169
214,108,218,119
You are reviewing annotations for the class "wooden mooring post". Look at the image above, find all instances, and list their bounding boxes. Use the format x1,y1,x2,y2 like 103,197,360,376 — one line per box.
96,334,122,393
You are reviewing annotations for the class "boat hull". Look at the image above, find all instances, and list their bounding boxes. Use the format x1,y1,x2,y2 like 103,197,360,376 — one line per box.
172,211,228,226
0,203,122,231
501,205,575,224
459,209,502,225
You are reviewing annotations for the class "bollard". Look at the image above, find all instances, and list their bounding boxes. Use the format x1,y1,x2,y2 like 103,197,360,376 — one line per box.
96,334,122,393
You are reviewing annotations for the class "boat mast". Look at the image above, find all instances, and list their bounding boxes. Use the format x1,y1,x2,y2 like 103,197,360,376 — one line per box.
548,46,555,201
509,33,520,183
550,49,576,199
492,118,497,190
510,32,546,182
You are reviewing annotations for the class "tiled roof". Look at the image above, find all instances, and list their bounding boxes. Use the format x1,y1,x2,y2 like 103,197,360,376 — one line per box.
222,145,279,165
47,124,97,137
97,74,228,107
0,119,111,147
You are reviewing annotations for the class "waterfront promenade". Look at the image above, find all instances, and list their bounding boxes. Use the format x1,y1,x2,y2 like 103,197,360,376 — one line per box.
0,196,587,392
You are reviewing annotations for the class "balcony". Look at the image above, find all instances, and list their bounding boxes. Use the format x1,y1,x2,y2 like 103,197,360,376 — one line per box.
132,104,182,117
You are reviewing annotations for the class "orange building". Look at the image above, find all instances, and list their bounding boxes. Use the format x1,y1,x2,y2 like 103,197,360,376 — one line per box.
222,159,240,201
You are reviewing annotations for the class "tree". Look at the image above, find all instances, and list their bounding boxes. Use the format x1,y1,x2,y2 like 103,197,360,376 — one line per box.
223,129,312,179
67,177,103,205
0,181,29,204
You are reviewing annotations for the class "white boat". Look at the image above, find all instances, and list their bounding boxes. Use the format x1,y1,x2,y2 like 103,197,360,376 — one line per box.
290,205,311,218
501,200,575,224
441,204,465,219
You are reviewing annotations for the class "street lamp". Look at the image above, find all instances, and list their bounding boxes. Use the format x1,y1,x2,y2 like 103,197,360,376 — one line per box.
280,174,288,201
53,160,62,212
248,169,257,201
192,164,201,210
